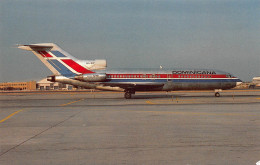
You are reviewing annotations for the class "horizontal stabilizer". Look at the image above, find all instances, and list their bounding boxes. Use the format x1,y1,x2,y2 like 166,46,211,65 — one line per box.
18,43,56,51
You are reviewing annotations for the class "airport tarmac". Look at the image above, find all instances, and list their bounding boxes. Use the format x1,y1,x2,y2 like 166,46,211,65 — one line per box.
0,90,260,165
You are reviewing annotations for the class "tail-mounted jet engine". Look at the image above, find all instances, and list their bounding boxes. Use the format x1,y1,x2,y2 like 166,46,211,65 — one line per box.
75,73,107,82
78,60,107,70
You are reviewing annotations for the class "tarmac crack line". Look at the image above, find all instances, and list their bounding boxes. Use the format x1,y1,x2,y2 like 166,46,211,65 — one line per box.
0,110,82,157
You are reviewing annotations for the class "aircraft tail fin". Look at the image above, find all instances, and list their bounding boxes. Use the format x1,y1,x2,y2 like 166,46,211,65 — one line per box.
18,43,95,76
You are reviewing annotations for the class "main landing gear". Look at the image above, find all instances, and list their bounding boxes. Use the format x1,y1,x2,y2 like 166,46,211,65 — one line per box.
215,92,220,97
124,89,135,99
214,89,222,97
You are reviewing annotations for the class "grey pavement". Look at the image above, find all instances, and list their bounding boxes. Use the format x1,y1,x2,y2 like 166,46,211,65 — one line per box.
0,90,260,165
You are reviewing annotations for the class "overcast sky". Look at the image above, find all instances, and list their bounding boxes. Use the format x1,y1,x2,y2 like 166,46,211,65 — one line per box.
0,0,259,82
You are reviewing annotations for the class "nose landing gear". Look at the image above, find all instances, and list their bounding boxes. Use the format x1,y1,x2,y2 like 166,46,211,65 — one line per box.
214,89,222,97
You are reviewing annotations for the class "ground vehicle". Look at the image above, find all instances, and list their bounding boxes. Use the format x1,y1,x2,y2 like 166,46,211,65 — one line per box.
249,77,260,89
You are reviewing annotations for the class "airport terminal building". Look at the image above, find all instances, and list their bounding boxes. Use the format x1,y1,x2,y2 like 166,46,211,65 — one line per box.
37,78,74,90
0,81,36,90
0,79,75,91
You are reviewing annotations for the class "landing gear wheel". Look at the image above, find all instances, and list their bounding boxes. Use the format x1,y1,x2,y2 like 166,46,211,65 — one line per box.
124,92,132,99
215,92,220,97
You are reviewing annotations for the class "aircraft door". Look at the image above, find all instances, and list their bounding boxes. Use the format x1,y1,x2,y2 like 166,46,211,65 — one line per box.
167,74,172,82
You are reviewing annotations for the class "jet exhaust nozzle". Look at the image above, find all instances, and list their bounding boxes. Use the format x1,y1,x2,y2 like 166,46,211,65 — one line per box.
47,76,55,82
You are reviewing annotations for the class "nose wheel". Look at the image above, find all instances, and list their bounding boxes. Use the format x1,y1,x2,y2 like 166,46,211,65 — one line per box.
214,89,222,97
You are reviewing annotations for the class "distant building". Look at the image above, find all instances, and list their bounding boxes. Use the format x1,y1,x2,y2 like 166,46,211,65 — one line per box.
0,79,79,91
0,81,36,90
249,77,260,89
37,78,75,90
37,78,59,90
252,77,260,84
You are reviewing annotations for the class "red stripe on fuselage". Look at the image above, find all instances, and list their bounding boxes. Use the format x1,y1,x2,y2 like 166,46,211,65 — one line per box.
61,59,94,74
38,51,52,57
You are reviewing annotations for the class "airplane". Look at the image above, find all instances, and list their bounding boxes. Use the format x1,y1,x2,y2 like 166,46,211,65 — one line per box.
18,43,242,99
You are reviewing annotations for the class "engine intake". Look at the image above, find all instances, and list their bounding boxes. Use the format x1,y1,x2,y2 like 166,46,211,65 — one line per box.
75,73,107,82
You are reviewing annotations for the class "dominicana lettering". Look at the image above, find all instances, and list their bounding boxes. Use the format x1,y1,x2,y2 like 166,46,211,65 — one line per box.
172,70,216,74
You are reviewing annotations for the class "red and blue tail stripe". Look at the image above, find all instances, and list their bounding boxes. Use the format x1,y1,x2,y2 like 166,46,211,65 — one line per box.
18,43,96,76
38,51,52,57
38,50,94,76
51,51,67,57
61,59,94,74
47,59,75,76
